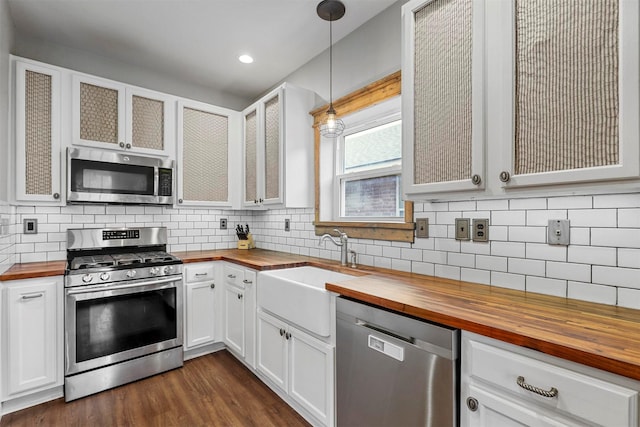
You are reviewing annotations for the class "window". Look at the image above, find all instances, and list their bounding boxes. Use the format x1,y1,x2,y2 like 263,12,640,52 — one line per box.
311,71,415,243
336,118,403,220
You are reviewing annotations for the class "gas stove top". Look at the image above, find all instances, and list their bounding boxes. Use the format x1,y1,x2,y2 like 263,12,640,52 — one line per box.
65,227,182,287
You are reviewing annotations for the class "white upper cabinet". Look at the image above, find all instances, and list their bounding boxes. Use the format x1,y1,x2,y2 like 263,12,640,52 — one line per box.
402,0,640,199
13,59,63,204
491,0,639,189
177,99,241,207
402,0,486,196
71,74,175,157
242,83,315,209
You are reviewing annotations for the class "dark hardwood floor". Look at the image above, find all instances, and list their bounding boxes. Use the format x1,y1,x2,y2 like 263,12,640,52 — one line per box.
1,351,311,427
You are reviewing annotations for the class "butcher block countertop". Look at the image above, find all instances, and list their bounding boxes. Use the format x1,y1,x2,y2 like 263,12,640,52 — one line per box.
2,248,640,382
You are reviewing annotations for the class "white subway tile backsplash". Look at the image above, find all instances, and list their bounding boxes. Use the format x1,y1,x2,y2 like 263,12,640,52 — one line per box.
461,268,491,285
526,276,567,298
491,241,525,258
477,199,509,211
412,261,435,276
547,196,592,210
526,243,566,262
570,228,591,245
619,248,640,268
568,209,617,227
526,210,567,226
460,241,491,255
491,271,525,291
435,264,460,280
508,226,546,243
508,258,545,276
568,246,616,267
476,255,508,272
591,228,640,248
401,248,423,262
593,266,640,289
449,200,476,211
618,288,640,310
546,261,591,282
391,258,412,272
618,209,640,228
568,281,617,305
489,226,508,241
509,198,547,210
448,252,475,268
491,210,526,226
435,238,460,253
593,193,640,209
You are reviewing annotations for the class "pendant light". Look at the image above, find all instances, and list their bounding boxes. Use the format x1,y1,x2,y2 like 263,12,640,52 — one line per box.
317,0,346,138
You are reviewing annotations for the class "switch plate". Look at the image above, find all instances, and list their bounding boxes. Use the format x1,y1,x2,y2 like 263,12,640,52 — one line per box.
284,218,290,232
0,217,9,236
472,219,489,242
415,218,429,238
220,218,228,230
548,219,570,245
455,218,470,241
23,218,38,234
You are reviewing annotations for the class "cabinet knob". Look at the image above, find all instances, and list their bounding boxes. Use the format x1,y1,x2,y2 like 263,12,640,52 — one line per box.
259,198,263,203
285,332,291,340
178,199,183,204
125,143,131,149
53,192,60,199
119,142,125,148
471,174,482,185
279,328,285,337
237,293,243,300
499,171,511,183
466,397,479,412
210,283,215,289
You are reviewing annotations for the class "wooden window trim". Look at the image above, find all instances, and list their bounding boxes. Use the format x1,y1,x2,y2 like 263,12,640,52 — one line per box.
311,70,414,243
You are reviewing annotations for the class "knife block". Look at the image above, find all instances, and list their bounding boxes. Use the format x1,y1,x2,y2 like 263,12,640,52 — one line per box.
237,233,255,250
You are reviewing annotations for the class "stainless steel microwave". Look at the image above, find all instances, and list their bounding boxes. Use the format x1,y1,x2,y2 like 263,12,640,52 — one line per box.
67,147,174,205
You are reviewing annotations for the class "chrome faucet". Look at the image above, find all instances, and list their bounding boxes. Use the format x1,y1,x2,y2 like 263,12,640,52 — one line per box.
319,228,349,266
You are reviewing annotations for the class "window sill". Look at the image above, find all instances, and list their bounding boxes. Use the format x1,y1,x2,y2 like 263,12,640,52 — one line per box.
314,220,415,243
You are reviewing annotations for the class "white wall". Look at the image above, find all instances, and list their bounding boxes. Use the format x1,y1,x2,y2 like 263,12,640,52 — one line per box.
0,0,16,275
13,34,251,111
266,0,406,107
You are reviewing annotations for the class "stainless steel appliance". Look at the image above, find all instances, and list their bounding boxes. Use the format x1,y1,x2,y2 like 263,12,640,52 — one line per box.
64,227,183,401
336,297,459,426
67,147,174,205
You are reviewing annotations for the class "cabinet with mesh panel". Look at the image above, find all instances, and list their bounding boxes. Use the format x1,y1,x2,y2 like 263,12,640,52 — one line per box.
71,74,175,157
176,99,241,207
13,58,63,204
242,83,315,209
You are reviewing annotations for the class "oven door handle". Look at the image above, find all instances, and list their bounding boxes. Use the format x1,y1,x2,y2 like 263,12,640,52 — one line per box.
66,276,181,295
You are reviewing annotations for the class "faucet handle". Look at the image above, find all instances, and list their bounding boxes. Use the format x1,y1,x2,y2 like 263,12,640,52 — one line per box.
333,228,347,237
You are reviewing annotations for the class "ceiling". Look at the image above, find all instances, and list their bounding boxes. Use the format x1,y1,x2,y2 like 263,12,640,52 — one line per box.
7,0,397,101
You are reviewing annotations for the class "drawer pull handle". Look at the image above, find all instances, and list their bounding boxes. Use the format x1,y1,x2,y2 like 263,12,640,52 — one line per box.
243,279,252,285
517,376,558,398
195,273,208,277
22,293,44,300
227,274,236,279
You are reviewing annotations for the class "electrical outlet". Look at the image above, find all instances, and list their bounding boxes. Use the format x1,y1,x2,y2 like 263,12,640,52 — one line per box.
23,218,38,234
548,219,570,245
0,217,8,236
455,218,470,241
284,218,290,232
415,218,429,238
472,219,489,242
220,218,228,230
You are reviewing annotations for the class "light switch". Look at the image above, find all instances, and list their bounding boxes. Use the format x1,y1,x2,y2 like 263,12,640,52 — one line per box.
23,218,38,234
415,218,428,238
548,219,570,245
455,218,470,241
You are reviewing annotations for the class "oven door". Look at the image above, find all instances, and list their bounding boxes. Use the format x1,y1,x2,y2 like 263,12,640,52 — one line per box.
64,275,183,376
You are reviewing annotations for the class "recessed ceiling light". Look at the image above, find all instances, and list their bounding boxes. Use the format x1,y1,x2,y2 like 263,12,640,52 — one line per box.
239,54,254,64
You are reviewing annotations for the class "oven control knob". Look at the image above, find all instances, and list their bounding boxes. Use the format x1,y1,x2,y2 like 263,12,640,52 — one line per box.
99,272,110,281
149,267,160,275
82,274,93,283
126,270,137,279
163,265,174,275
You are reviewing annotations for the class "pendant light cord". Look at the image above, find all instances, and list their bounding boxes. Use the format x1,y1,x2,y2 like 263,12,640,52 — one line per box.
329,17,333,108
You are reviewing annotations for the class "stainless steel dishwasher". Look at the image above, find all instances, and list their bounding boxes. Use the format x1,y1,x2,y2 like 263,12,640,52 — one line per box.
336,297,459,427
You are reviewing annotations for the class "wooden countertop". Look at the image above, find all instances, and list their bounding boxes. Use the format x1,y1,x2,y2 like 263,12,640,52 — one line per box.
2,248,640,382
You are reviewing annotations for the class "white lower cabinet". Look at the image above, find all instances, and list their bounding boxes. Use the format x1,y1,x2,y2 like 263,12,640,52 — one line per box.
222,264,256,368
2,277,63,400
184,263,218,349
257,310,334,427
461,331,640,427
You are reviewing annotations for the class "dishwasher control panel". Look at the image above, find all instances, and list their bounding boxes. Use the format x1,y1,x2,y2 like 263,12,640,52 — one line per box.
369,335,405,361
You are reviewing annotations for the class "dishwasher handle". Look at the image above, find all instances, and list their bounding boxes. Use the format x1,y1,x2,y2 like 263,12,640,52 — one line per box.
355,318,456,359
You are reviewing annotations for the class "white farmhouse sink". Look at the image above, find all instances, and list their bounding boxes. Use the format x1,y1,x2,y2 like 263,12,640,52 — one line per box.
257,266,355,337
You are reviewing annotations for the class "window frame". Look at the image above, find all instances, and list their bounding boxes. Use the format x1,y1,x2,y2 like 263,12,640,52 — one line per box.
311,71,415,243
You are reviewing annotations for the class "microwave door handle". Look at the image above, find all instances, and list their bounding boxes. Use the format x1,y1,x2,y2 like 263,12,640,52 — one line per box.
154,166,159,196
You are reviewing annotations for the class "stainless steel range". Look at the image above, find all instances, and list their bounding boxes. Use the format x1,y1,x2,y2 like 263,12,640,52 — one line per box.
64,227,183,401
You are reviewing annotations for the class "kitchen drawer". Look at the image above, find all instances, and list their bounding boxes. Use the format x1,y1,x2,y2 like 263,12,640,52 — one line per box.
223,264,246,289
184,264,215,283
466,337,638,426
